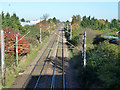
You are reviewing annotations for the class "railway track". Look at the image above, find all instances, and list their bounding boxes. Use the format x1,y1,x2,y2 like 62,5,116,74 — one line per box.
22,28,65,89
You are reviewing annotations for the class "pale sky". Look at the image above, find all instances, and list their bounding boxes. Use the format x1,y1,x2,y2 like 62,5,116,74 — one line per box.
0,1,119,22
0,0,119,2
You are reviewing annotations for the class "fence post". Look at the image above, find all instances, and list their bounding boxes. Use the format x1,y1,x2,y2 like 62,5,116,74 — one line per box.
16,34,18,67
40,25,41,43
83,31,86,67
1,30,5,86
70,25,72,40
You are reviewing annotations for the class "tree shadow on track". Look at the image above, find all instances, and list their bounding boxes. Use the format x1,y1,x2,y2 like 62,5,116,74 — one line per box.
24,56,69,89
25,74,63,89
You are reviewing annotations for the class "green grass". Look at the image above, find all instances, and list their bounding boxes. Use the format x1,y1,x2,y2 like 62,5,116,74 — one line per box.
19,39,48,71
2,38,48,88
70,49,74,58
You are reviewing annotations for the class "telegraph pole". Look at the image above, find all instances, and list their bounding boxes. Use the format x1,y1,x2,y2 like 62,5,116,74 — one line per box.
70,25,72,40
1,30,5,86
83,31,86,67
40,25,41,43
49,25,50,33
82,34,84,58
16,34,18,67
67,24,68,31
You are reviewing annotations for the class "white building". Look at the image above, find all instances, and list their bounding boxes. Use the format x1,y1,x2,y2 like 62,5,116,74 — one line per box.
20,19,44,26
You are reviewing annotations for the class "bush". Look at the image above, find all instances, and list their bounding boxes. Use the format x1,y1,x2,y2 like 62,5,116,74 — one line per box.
3,26,30,56
77,41,120,88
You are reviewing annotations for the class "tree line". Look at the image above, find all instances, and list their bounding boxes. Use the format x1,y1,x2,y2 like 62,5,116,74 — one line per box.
1,12,60,34
71,15,119,32
1,12,24,33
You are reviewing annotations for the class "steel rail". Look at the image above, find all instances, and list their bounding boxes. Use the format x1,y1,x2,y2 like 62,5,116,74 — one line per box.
34,32,58,89
50,30,60,89
62,30,65,89
21,31,57,89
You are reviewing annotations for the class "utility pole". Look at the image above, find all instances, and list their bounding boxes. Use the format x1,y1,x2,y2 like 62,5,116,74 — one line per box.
83,31,86,67
16,34,18,67
40,25,41,43
67,24,68,31
1,30,5,86
82,34,84,58
70,25,72,40
49,25,50,33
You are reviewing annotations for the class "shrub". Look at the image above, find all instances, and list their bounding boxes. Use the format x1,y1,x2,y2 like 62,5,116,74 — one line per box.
3,26,30,56
77,41,119,88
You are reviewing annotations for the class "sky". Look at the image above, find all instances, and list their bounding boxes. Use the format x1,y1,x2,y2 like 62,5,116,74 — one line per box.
0,1,119,22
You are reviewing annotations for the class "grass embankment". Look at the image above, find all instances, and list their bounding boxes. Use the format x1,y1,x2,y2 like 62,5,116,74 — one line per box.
3,38,48,88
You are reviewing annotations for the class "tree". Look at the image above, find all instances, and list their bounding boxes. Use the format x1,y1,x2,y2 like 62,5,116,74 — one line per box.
21,18,25,22
6,12,10,19
2,12,24,33
110,19,118,29
47,18,53,23
43,13,49,21
71,15,76,24
71,15,81,24
105,19,108,24
76,15,81,23
66,20,69,22
53,17,57,24
81,16,87,27
2,11,4,19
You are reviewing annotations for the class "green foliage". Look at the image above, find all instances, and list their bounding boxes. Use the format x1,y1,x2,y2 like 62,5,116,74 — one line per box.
110,19,118,29
77,41,120,88
21,18,25,22
47,18,53,23
2,12,25,33
53,17,57,24
5,52,16,67
80,16,119,32
66,20,69,23
47,17,60,25
65,25,82,46
112,28,118,32
81,16,106,30
71,15,81,24
71,36,80,46
66,14,119,88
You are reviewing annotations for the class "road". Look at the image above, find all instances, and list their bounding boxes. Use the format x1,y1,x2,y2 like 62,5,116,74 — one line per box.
11,26,80,88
